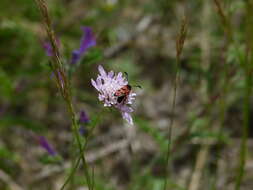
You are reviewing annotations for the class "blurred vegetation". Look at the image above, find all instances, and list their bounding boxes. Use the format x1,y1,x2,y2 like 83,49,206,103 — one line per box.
0,0,253,190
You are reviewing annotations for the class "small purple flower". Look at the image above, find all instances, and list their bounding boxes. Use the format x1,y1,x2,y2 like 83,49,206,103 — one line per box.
79,110,90,135
91,65,136,125
38,136,57,156
79,110,90,124
42,38,60,57
70,27,96,64
43,42,53,56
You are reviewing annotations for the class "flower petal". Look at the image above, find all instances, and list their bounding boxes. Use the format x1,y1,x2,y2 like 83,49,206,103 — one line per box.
108,71,114,78
42,42,53,56
70,50,80,64
96,77,102,87
122,112,133,125
116,104,133,113
116,72,123,80
79,110,89,123
98,65,107,77
42,38,60,57
70,26,96,64
38,136,56,156
80,27,96,52
91,79,99,90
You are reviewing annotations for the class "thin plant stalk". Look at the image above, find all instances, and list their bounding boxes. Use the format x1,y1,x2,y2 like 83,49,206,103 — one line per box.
60,113,101,190
235,65,252,190
209,1,232,188
234,2,253,189
213,0,232,41
212,1,252,189
235,44,252,190
163,16,188,190
35,0,92,189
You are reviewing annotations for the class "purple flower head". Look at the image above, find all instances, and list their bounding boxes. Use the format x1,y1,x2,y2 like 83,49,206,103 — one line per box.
43,42,53,56
42,38,60,57
91,65,136,125
38,136,56,156
79,110,90,124
70,26,96,64
79,110,89,135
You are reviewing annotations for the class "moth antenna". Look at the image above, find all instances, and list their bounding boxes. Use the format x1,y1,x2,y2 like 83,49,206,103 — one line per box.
124,72,129,81
133,85,142,89
123,72,141,88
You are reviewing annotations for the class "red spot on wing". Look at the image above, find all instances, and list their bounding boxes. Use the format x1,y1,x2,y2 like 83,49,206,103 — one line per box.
114,85,131,97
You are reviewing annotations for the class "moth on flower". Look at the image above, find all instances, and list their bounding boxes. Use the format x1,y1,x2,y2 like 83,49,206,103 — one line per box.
91,65,137,125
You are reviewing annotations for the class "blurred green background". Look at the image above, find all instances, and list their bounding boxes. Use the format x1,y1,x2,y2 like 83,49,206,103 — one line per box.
0,0,253,190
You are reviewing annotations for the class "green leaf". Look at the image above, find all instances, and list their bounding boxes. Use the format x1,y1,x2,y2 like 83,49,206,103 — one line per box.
39,155,62,165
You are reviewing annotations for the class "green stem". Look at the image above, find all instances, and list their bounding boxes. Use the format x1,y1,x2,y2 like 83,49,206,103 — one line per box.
235,3,253,189
235,71,251,190
61,156,82,190
66,98,92,189
35,0,93,189
164,16,187,190
60,113,102,190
